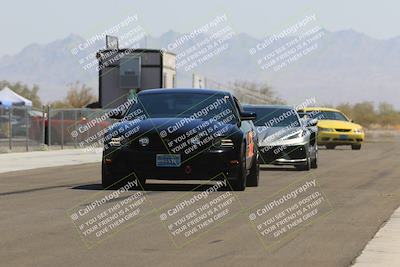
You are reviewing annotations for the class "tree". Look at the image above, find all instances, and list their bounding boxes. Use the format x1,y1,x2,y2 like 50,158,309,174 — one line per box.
50,82,96,108
231,81,285,105
48,100,73,109
0,80,42,107
336,103,353,119
65,81,96,108
335,101,400,127
347,102,376,126
378,102,400,126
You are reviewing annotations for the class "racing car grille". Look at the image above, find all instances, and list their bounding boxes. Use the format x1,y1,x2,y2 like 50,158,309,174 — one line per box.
128,133,169,151
335,129,351,132
259,145,307,164
332,138,354,141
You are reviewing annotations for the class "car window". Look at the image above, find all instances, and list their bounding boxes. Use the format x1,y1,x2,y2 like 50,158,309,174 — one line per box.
244,107,301,128
127,92,239,124
307,111,348,121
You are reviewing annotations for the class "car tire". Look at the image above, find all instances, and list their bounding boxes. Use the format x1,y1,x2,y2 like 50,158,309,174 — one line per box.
136,177,146,190
351,144,362,150
102,163,115,189
102,163,141,190
230,143,246,191
296,156,311,171
246,159,259,187
311,149,318,169
326,144,335,150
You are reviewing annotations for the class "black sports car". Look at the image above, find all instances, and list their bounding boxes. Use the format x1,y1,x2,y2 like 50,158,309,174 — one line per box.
102,88,259,191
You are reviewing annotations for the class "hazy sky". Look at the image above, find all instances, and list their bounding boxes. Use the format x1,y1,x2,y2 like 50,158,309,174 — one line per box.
1,0,398,57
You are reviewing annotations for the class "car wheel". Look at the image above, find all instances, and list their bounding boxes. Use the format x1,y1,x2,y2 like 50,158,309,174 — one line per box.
311,149,318,169
230,143,246,191
246,159,259,187
102,162,115,189
102,162,140,190
136,177,146,190
351,144,361,150
326,144,335,150
296,156,311,171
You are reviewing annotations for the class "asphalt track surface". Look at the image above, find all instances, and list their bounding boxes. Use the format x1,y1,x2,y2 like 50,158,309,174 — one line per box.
1,141,400,267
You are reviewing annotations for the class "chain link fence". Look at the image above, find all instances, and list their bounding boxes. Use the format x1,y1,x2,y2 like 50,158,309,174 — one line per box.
0,106,114,153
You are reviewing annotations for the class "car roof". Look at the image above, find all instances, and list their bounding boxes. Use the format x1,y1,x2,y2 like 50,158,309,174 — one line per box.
243,104,294,110
300,107,340,112
138,88,230,96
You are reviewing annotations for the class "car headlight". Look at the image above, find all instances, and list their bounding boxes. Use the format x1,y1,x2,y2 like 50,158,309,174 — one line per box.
109,137,122,147
318,127,333,132
281,130,305,140
354,128,364,134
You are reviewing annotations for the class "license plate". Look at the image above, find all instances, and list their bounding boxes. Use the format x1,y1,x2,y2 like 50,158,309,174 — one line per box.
156,154,181,167
339,135,348,139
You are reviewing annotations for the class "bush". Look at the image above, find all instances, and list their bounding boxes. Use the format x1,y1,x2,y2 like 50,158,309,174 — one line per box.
335,101,400,128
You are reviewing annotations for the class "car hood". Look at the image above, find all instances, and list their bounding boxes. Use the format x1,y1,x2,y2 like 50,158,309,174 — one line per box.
317,120,362,129
256,126,302,143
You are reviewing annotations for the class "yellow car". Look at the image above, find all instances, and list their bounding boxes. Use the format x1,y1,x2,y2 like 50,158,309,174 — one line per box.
298,107,365,150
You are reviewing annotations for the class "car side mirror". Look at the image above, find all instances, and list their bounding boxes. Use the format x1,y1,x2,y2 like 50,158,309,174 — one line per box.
240,111,256,121
307,119,318,127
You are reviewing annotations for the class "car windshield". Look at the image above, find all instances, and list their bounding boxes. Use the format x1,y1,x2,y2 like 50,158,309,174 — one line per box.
307,111,348,121
244,107,300,127
126,92,238,123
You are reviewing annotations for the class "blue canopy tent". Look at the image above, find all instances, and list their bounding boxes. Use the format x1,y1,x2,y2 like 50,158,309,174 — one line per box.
0,87,32,107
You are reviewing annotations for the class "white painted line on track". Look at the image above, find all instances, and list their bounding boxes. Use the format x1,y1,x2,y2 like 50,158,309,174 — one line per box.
353,207,400,266
0,149,102,174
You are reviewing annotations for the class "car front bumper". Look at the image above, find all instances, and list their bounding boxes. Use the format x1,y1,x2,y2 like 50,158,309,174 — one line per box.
317,131,364,145
258,144,308,166
102,147,242,181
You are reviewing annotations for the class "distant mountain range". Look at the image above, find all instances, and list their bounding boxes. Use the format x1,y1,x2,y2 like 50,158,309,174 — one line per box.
1,29,400,108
